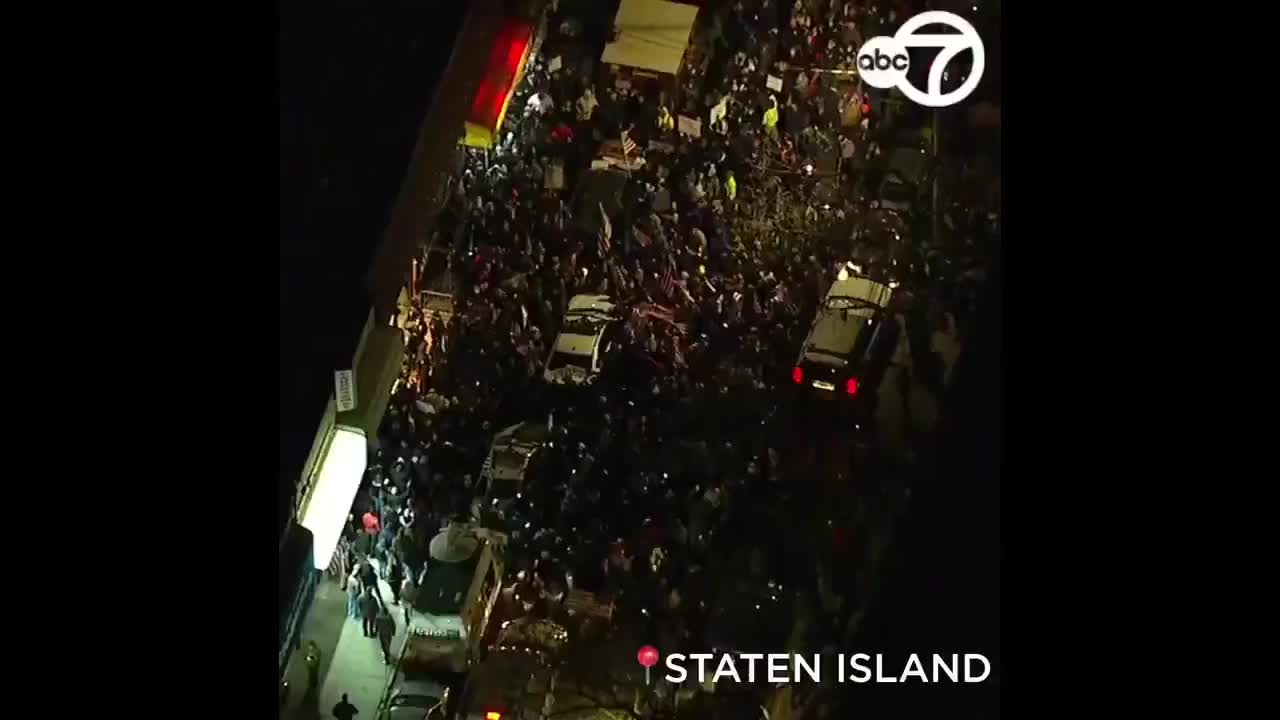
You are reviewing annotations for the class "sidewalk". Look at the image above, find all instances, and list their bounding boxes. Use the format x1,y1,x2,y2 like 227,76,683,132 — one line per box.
283,560,414,720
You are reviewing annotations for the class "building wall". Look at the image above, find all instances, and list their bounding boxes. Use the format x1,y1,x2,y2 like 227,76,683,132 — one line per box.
282,0,536,548
366,0,541,320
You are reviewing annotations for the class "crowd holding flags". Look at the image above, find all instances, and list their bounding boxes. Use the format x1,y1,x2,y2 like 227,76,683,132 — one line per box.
597,201,612,256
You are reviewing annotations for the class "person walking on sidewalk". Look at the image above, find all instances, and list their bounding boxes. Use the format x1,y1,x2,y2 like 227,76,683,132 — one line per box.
359,588,381,638
346,573,363,618
305,640,322,693
358,559,379,602
332,693,358,720
398,574,417,626
387,555,404,605
375,608,397,665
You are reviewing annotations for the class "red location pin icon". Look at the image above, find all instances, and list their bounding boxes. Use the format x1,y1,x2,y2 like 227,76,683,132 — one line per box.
637,645,660,684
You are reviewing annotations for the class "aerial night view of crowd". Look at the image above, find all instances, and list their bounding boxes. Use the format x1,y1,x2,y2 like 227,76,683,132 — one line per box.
286,1,999,719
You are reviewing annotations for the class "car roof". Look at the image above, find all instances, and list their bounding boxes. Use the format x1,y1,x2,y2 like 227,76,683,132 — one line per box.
567,294,616,316
414,550,480,615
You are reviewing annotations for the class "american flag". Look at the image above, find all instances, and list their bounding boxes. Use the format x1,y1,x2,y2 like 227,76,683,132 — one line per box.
621,130,638,158
644,304,689,334
598,202,612,255
659,265,676,299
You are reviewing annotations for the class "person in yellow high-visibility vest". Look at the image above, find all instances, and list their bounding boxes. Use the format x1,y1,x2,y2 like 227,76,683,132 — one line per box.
724,171,737,202
657,105,674,132
762,95,779,137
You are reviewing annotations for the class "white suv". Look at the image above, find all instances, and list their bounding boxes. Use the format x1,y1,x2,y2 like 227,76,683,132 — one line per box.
542,295,622,386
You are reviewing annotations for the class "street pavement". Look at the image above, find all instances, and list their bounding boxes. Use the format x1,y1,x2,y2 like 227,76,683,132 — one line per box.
284,562,413,720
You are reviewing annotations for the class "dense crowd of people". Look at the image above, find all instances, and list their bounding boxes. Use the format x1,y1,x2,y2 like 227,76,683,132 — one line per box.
327,0,996,714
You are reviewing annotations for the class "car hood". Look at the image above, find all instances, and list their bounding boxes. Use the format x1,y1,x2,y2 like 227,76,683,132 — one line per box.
543,365,594,385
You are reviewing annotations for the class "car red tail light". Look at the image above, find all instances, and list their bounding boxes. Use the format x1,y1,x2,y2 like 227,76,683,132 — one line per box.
792,366,804,384
845,377,859,396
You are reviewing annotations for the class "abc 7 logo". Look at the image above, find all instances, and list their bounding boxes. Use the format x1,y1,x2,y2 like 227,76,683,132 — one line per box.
856,11,985,108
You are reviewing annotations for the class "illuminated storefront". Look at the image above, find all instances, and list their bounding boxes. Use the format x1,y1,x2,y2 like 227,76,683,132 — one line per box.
296,311,405,570
461,17,536,149
299,426,368,570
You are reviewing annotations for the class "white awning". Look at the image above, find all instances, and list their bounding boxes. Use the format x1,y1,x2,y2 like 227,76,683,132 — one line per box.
600,0,698,77
300,426,368,570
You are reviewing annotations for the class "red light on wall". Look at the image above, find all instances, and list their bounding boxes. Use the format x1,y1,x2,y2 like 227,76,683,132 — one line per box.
468,20,534,132
792,367,804,384
845,377,859,396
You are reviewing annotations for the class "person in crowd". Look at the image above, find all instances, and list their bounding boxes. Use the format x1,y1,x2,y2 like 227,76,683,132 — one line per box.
359,588,381,638
399,573,418,626
362,507,381,538
375,608,397,665
332,693,358,720
387,555,405,605
305,640,322,694
346,572,363,619
358,559,378,600
657,105,675,133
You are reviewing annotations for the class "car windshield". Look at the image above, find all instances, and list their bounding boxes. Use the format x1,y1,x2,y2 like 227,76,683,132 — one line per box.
547,352,593,371
825,297,880,314
492,447,528,473
563,316,605,336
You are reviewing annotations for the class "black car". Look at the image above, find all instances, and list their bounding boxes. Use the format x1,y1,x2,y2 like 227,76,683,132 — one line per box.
792,273,900,417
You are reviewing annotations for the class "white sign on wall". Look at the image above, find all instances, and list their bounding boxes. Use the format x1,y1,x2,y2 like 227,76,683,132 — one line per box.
335,369,357,412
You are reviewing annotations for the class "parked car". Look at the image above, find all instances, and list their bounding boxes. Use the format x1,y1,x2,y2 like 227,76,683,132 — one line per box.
377,673,450,720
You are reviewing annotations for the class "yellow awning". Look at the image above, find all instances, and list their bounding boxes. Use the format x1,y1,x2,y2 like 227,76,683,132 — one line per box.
462,122,497,149
459,17,534,149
